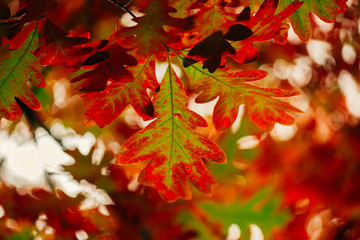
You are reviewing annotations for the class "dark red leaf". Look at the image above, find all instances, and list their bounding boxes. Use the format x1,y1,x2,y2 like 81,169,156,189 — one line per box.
0,0,10,19
223,24,253,41
82,51,109,66
5,0,57,39
34,20,96,71
16,0,58,23
236,6,250,21
184,31,235,73
1,22,36,49
72,38,137,92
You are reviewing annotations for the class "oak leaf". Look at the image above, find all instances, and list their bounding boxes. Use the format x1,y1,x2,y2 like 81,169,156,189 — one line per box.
71,36,137,92
6,0,57,39
0,28,44,120
184,26,253,73
35,20,96,71
180,189,290,239
182,61,301,130
116,0,191,58
117,62,226,201
82,57,158,128
231,0,303,64
183,0,302,71
279,0,347,41
241,0,303,42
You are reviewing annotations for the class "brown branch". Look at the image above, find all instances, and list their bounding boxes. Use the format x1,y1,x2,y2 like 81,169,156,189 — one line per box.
107,0,136,18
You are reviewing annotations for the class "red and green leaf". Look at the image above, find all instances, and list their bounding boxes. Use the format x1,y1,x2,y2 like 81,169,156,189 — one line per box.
117,61,226,201
0,27,44,120
181,0,245,72
181,59,301,130
241,0,303,42
183,0,302,71
82,56,158,128
1,22,37,50
189,0,241,40
116,0,191,58
279,0,347,41
230,0,303,64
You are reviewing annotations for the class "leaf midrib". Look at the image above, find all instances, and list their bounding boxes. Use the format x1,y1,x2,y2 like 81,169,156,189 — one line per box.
167,59,175,187
0,23,37,91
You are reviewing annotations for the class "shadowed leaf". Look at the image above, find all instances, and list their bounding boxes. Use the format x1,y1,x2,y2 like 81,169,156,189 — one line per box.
0,27,44,121
184,31,236,73
35,20,95,71
0,0,10,19
71,36,137,92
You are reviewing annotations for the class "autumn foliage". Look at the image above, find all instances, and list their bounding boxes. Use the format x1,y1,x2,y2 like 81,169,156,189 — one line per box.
0,0,359,239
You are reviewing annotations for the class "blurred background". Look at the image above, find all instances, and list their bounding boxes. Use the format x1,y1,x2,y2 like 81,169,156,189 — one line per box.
0,0,360,239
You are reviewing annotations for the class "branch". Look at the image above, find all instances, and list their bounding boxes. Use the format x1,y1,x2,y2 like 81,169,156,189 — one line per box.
15,97,64,149
107,0,136,18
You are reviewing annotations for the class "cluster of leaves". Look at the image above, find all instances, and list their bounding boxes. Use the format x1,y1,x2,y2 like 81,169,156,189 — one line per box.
1,0,358,239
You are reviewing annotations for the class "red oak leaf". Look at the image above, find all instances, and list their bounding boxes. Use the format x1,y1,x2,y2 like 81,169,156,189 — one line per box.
242,0,303,42
188,0,242,40
183,0,301,72
71,36,137,92
6,0,57,39
0,28,44,121
231,0,303,64
182,61,301,130
116,0,191,58
279,0,347,41
183,25,253,73
82,57,158,128
117,62,226,201
34,19,99,71
1,22,37,49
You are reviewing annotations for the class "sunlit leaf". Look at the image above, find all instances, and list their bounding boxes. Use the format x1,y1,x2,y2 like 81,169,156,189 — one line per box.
82,56,158,127
279,0,347,41
116,0,191,58
181,59,301,130
117,61,226,201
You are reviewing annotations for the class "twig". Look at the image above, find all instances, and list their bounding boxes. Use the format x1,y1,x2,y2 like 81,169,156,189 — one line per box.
107,0,136,18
